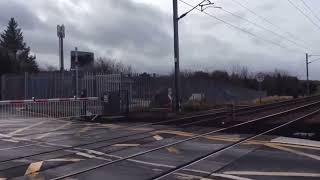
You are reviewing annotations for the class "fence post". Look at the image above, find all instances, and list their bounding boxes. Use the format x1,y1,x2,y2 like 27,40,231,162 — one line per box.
1,74,6,100
24,72,29,99
120,73,123,112
123,90,129,114
232,101,236,121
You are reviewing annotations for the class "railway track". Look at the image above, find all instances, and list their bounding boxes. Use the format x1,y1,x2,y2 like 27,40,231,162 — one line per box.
48,99,320,179
2,95,318,161
0,96,319,179
151,107,320,180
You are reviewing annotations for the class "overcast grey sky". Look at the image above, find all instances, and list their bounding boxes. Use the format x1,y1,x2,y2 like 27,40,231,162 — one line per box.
1,0,320,79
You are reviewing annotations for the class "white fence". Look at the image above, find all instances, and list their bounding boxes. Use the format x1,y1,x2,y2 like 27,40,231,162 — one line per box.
0,97,103,120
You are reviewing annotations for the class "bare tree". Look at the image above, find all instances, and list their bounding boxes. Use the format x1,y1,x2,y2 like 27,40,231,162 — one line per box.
84,57,133,74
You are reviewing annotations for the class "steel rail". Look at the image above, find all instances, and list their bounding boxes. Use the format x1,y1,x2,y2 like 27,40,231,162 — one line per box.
5,95,318,176
50,100,320,180
0,116,229,175
0,95,318,166
8,93,306,139
151,108,320,180
0,114,228,164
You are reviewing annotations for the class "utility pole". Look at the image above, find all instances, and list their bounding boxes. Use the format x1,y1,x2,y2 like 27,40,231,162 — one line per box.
173,0,181,112
306,53,310,96
171,0,218,112
305,53,320,96
57,25,65,72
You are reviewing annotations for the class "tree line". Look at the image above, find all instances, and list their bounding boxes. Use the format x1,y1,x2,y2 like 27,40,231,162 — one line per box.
0,18,38,75
82,59,317,97
180,68,317,97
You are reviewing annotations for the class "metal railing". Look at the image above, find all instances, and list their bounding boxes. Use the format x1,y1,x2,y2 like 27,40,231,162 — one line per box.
0,97,103,120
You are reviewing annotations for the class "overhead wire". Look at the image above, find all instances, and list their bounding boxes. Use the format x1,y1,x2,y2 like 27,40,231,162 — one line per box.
287,0,320,31
218,7,310,51
178,0,302,53
299,0,320,23
228,0,312,49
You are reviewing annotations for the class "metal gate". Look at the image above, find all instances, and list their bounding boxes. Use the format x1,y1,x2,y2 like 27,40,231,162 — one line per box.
0,97,103,120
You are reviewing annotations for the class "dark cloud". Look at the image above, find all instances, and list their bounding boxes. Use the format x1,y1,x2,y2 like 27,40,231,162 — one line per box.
0,1,38,30
0,0,319,80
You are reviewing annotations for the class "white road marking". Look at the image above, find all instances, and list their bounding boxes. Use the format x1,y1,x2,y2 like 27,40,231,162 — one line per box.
8,121,46,136
75,152,96,159
270,142,320,150
68,151,112,161
224,171,320,177
0,133,12,138
34,122,72,139
153,135,164,141
25,161,43,175
46,158,84,162
74,148,243,178
207,173,253,180
13,159,30,163
270,136,320,148
266,144,320,161
85,149,105,156
112,144,140,147
174,172,252,180
1,139,19,143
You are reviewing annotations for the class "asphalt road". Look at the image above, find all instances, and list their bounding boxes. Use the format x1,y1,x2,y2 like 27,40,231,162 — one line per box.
0,114,319,180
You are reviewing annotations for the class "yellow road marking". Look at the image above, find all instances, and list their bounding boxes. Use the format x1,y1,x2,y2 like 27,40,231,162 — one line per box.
129,127,154,131
153,130,195,137
77,127,91,135
153,130,249,142
174,173,214,180
270,137,320,148
152,130,320,150
112,144,140,147
224,171,320,177
34,122,72,139
102,124,122,129
265,144,320,161
25,161,43,175
153,135,164,141
269,142,320,151
166,147,179,154
79,127,90,133
9,121,46,136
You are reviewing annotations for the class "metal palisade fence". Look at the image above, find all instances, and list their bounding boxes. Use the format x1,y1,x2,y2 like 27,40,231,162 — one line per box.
0,72,171,116
0,71,265,119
